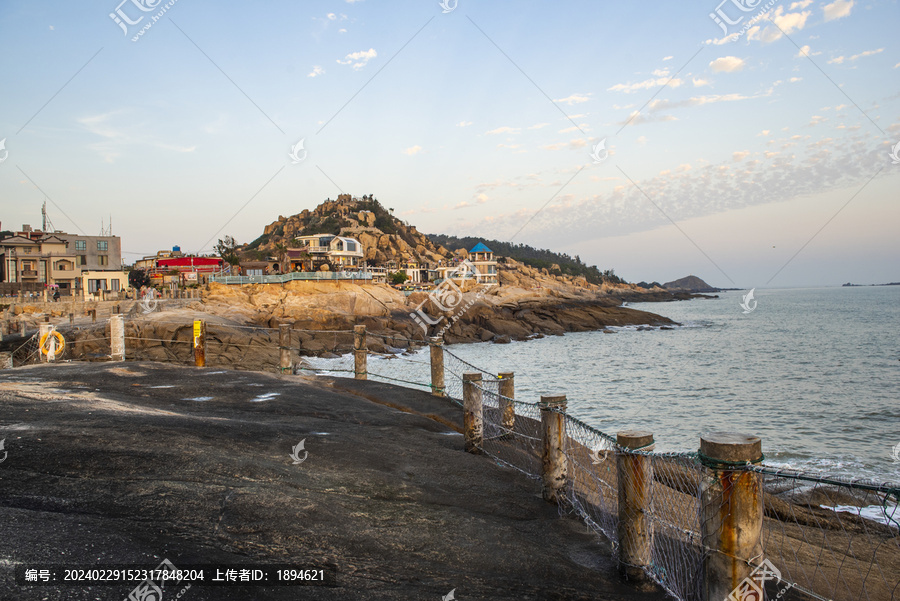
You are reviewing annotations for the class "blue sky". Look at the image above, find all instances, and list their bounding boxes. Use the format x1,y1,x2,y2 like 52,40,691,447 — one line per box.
0,0,897,287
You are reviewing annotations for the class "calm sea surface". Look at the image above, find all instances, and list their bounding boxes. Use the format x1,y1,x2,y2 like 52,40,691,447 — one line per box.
316,286,900,481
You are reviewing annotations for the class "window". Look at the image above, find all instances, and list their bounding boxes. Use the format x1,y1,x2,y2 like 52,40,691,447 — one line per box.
98,255,109,266
97,240,108,251
346,241,357,252
111,280,120,291
75,240,86,251
77,255,87,266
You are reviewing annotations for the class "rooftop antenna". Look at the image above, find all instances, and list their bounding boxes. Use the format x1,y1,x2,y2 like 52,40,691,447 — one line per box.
41,201,55,232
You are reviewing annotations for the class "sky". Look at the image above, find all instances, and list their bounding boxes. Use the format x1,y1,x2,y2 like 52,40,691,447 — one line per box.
0,0,897,288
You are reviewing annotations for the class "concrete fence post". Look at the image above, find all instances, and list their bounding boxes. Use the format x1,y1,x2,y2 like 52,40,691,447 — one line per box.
279,324,292,374
498,371,515,433
68,312,74,325
89,308,97,323
0,351,12,369
193,319,206,367
429,337,445,396
110,315,125,362
462,372,483,453
353,325,367,380
616,430,655,578
540,394,568,503
38,324,52,363
700,433,764,601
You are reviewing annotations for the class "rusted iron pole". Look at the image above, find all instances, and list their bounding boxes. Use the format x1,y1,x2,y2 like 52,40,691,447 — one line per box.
353,325,367,380
279,324,292,374
540,394,568,503
193,319,206,367
498,371,515,433
699,433,764,601
462,372,483,454
110,315,125,362
429,337,445,396
616,430,654,578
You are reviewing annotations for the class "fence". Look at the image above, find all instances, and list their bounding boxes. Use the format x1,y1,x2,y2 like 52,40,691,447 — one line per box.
4,318,898,601
209,271,373,285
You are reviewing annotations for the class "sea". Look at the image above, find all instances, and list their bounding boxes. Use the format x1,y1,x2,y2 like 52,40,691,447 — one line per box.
311,286,900,482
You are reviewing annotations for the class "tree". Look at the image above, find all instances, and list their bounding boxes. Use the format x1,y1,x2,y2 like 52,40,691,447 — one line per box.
129,269,150,289
215,235,240,266
389,271,408,285
274,242,290,273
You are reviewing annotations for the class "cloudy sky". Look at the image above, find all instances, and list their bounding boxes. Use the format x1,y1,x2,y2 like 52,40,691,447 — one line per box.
0,0,897,287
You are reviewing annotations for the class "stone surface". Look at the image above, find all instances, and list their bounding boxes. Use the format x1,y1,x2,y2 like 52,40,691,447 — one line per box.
0,362,668,601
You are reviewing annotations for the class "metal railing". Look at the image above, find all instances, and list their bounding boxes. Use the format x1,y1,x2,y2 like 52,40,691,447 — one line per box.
209,271,374,285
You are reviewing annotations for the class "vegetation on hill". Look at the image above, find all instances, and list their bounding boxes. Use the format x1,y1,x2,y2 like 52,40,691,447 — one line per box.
427,235,625,285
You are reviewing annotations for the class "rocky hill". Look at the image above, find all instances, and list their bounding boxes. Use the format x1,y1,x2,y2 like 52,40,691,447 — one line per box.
243,194,455,266
662,275,718,293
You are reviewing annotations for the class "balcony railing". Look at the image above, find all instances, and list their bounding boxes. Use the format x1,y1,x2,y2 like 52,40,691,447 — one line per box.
20,270,38,277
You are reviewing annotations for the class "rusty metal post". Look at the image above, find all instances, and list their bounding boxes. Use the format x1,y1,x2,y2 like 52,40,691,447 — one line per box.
193,319,206,367
540,394,568,503
429,336,445,396
0,351,11,369
700,433,764,601
110,315,125,362
616,430,654,578
68,312,74,325
462,372,483,454
89,308,97,323
279,324,292,374
498,371,515,432
353,324,367,380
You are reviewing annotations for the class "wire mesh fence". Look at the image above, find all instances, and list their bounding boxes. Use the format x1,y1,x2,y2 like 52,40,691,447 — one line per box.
7,318,899,601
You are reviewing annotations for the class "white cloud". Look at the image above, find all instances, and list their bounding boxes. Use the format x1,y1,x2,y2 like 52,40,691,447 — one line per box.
808,115,827,126
823,0,854,21
828,56,846,65
402,145,422,156
528,123,549,130
337,48,377,70
789,77,802,82
733,150,750,162
790,0,813,8
636,136,647,146
553,93,591,105
850,48,884,60
485,126,520,135
796,45,821,57
608,77,683,93
651,69,669,77
758,130,771,137
327,13,337,20
662,56,673,61
692,77,711,87
339,28,347,33
710,56,745,73
476,194,489,204
456,121,473,127
746,6,811,43
895,62,900,69
308,66,324,78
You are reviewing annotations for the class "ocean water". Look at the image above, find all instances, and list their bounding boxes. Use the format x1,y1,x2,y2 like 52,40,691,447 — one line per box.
314,286,900,481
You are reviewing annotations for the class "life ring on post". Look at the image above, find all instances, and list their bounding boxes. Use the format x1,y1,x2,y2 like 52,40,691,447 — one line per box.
39,330,66,356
